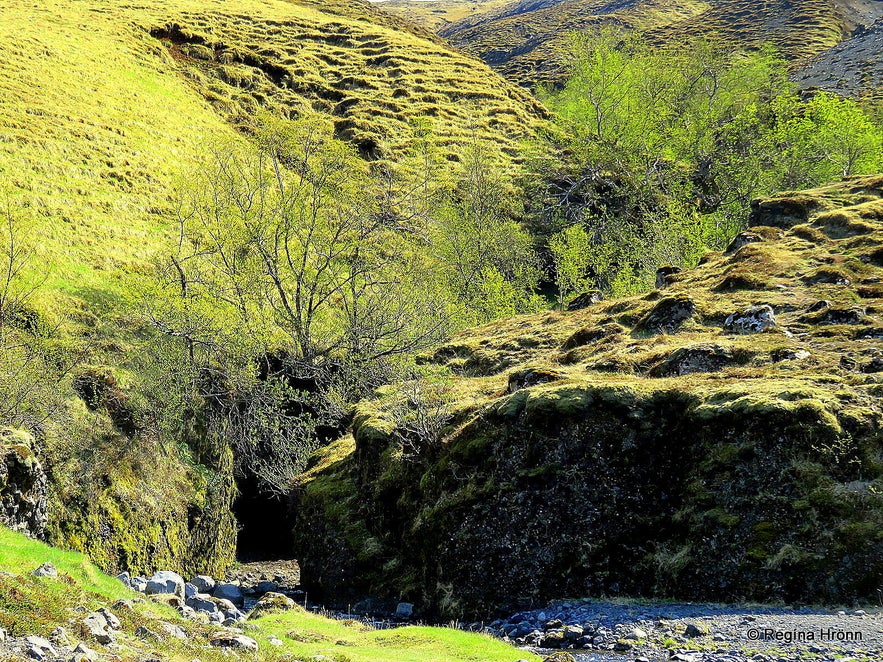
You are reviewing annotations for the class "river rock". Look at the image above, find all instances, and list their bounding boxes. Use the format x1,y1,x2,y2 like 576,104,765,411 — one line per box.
191,575,216,594
146,571,185,599
186,594,218,613
212,582,244,606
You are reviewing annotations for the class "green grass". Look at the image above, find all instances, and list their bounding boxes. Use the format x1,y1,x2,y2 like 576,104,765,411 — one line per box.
0,526,538,662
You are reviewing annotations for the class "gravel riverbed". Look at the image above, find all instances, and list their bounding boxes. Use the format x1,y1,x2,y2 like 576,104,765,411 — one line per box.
490,600,882,662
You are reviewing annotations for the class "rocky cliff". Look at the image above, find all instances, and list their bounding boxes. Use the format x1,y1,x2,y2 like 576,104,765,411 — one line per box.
291,175,883,617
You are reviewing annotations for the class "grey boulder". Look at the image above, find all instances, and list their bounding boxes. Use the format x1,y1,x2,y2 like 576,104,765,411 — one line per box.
212,582,244,606
145,570,186,599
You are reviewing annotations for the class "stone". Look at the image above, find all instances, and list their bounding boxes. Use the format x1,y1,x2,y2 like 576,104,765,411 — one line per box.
613,640,633,651
807,299,831,313
651,343,734,377
50,627,70,645
655,266,682,289
83,613,115,645
191,575,216,594
210,633,258,651
253,592,297,614
186,594,219,614
822,306,867,325
0,627,6,643
268,636,284,646
184,582,198,599
27,646,46,660
212,582,244,606
32,562,58,578
395,602,414,619
254,580,278,594
97,607,121,630
135,626,162,641
567,290,604,311
25,636,56,656
208,612,224,624
160,622,188,640
541,654,576,662
684,623,709,637
145,571,186,599
130,576,148,592
628,627,648,640
116,571,131,587
636,296,696,334
149,593,184,608
724,304,777,333
72,643,98,662
563,625,583,641
725,232,763,254
544,619,564,630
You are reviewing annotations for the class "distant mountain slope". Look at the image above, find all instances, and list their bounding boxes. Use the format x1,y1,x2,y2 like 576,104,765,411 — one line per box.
793,17,883,98
0,0,546,307
439,0,883,86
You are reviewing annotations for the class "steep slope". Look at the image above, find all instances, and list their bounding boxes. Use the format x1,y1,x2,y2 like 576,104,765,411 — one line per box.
0,0,545,578
0,0,546,306
793,17,883,98
439,0,883,86
292,175,883,616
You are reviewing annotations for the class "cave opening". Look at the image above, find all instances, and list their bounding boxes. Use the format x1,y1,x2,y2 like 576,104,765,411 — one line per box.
233,473,295,561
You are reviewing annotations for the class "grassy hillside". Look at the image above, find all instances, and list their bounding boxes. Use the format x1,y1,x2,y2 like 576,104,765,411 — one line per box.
0,526,538,662
0,0,548,584
291,175,883,615
438,0,883,86
0,0,545,308
376,0,515,32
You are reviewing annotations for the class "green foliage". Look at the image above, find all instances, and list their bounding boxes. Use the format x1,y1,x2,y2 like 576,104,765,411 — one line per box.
549,224,591,307
533,29,883,295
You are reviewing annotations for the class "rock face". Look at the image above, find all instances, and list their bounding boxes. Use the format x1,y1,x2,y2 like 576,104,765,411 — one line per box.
0,429,48,539
291,176,883,618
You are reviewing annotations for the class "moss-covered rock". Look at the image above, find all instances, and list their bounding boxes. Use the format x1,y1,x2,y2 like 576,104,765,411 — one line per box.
291,176,883,617
0,428,48,538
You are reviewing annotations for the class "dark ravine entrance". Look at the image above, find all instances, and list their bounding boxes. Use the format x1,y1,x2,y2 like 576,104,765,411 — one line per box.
233,474,295,561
